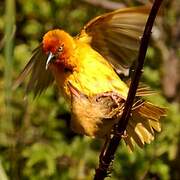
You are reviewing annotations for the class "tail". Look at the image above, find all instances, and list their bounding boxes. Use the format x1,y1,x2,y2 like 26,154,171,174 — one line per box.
123,101,166,151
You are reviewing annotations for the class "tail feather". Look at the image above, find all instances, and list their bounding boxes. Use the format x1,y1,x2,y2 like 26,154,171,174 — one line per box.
138,102,166,120
134,113,155,134
124,135,135,152
134,121,154,143
123,101,166,151
149,120,161,132
126,122,144,148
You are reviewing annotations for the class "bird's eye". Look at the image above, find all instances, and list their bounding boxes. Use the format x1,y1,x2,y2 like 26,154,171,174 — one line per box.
57,44,64,52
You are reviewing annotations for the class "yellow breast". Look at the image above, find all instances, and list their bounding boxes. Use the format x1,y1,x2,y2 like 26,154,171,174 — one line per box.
62,41,129,99
50,40,129,101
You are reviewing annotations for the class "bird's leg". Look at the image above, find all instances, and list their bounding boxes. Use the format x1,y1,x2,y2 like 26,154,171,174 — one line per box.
99,135,114,176
100,135,109,162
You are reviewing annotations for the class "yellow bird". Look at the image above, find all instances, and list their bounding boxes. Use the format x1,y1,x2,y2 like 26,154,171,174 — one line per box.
15,5,166,151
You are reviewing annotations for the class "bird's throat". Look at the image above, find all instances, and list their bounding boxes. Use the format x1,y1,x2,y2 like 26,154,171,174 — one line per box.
49,59,76,98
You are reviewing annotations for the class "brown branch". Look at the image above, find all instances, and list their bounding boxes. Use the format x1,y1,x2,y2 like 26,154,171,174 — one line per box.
83,0,126,10
94,0,164,179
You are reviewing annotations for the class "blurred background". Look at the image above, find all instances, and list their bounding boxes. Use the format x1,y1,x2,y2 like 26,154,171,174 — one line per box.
0,0,179,179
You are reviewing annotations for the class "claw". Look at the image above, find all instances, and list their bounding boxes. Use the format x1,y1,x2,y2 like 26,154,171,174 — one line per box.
113,124,128,138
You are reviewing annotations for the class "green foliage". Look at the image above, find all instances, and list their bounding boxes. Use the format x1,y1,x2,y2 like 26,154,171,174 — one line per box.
0,0,179,180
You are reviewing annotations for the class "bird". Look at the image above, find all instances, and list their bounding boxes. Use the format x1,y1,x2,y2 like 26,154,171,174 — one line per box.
14,5,166,151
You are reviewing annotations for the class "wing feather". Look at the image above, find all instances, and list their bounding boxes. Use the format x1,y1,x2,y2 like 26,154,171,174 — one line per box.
13,45,54,96
78,5,151,75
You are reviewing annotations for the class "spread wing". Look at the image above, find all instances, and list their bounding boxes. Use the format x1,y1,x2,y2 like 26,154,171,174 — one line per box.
78,5,151,75
13,45,54,96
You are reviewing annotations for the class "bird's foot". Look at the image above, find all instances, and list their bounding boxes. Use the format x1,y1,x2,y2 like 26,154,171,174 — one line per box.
113,124,128,139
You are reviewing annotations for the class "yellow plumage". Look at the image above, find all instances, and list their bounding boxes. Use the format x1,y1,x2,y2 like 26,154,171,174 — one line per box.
15,5,166,151
52,41,129,98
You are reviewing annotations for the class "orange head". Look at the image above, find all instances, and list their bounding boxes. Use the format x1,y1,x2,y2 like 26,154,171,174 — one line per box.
42,29,75,70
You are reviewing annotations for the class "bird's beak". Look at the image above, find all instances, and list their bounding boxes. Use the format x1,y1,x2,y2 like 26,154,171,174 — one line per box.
46,52,54,70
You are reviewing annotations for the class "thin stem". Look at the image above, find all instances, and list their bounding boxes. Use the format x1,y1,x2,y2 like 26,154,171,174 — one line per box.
94,0,163,179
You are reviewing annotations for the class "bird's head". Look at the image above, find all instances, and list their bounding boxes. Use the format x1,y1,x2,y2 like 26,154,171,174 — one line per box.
42,29,75,70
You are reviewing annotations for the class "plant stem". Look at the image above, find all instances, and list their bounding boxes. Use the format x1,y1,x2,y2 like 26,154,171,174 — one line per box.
94,0,164,179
